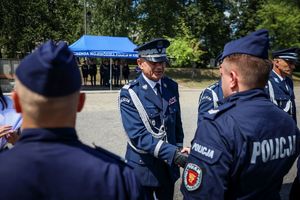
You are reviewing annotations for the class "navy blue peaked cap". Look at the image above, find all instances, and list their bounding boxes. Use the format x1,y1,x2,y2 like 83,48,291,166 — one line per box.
272,47,299,63
134,38,170,62
16,40,81,97
221,29,269,60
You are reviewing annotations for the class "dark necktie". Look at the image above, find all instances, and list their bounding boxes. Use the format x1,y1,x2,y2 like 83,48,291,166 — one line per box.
155,83,162,101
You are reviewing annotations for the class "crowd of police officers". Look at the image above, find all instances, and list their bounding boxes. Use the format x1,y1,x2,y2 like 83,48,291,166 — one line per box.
80,59,130,87
0,29,299,200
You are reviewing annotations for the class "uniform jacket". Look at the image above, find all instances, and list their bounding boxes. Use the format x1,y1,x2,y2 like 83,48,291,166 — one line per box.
265,70,297,123
119,74,184,186
0,128,144,200
181,89,300,200
198,80,223,123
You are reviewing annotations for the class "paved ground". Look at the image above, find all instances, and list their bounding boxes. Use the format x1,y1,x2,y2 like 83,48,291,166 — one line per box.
76,87,300,200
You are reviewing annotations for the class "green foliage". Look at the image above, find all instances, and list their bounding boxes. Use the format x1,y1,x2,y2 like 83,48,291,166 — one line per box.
180,0,230,63
0,0,82,58
257,1,300,49
228,0,264,38
167,37,204,67
167,19,205,67
0,0,299,64
89,0,134,37
133,0,182,43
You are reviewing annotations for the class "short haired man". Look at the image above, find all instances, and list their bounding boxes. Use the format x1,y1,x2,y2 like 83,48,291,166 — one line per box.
197,54,223,122
119,38,186,199
0,40,144,200
265,47,299,123
181,30,300,199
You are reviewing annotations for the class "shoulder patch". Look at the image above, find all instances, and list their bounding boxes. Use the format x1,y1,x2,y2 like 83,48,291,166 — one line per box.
120,97,130,104
190,140,222,164
183,163,203,191
201,95,212,102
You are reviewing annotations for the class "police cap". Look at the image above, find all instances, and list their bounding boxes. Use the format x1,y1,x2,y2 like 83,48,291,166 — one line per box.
16,40,81,97
134,38,170,62
221,29,269,60
272,48,299,64
215,53,223,66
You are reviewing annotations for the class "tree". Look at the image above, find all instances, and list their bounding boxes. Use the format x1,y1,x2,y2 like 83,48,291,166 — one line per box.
0,0,82,58
227,0,264,38
133,0,182,43
179,0,230,65
256,0,300,49
89,0,134,37
167,18,205,68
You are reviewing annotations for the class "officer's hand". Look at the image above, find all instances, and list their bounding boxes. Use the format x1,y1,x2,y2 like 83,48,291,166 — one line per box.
5,130,20,145
180,147,190,154
173,149,188,168
0,125,12,138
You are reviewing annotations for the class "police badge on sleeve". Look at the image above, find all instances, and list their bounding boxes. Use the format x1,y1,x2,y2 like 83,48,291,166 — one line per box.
183,163,202,191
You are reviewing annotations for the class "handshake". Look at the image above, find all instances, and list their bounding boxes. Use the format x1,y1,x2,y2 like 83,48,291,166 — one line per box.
173,147,190,168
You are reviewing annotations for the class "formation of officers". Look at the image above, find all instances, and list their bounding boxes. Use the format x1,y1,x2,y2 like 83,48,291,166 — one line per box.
0,29,299,200
80,58,130,87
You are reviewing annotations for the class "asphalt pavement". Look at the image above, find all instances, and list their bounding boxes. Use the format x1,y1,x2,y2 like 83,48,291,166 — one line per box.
76,87,300,200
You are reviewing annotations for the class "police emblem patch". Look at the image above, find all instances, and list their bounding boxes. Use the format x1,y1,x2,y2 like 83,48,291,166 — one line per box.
183,163,202,191
142,84,148,90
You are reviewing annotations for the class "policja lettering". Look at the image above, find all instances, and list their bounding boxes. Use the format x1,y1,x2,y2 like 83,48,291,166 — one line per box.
192,143,214,159
251,135,296,164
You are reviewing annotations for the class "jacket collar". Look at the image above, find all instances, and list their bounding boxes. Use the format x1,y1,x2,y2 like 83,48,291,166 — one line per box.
222,88,267,104
16,128,78,145
137,75,175,114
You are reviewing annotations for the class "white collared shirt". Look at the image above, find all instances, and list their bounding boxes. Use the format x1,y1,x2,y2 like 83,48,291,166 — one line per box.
142,73,161,95
272,70,284,81
272,70,289,91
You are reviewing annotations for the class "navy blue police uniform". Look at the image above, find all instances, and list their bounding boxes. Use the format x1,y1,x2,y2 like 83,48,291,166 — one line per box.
0,40,144,200
198,54,223,122
290,159,300,200
265,48,299,123
198,80,223,122
181,30,300,200
119,38,184,199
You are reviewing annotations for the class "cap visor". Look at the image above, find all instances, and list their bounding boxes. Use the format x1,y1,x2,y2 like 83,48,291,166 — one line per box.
142,56,168,63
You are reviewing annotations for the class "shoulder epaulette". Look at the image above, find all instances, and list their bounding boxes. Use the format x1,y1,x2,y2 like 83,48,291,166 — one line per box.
203,101,236,120
208,81,220,90
122,84,130,90
122,79,139,90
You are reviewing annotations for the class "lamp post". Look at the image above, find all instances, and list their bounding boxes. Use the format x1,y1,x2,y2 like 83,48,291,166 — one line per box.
84,0,87,35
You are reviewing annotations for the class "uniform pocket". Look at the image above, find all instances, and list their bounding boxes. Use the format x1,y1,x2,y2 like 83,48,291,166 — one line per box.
168,103,178,114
